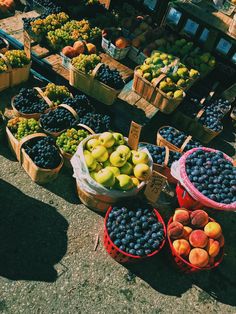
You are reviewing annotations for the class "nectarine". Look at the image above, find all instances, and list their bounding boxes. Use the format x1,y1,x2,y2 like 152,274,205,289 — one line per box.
189,248,209,267
189,230,208,248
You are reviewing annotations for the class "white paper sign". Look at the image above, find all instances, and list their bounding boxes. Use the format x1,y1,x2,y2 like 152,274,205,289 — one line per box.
166,8,182,26
184,19,199,36
216,38,232,55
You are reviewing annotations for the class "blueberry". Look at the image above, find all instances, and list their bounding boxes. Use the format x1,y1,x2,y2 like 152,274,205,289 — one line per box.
134,243,141,250
114,239,121,246
145,249,152,255
136,210,142,218
129,249,136,255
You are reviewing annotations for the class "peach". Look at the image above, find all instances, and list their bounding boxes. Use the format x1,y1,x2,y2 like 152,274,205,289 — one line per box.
173,208,190,225
217,234,225,248
182,226,192,240
206,238,220,257
189,248,209,267
190,210,209,227
168,221,184,239
204,222,222,239
173,239,191,257
189,230,208,248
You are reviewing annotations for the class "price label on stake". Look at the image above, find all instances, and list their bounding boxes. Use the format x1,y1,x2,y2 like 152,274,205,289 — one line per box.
144,171,166,204
128,121,142,150
24,30,31,60
183,19,199,36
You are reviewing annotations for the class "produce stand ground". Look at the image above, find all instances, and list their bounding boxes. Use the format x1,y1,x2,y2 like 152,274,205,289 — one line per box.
0,86,236,313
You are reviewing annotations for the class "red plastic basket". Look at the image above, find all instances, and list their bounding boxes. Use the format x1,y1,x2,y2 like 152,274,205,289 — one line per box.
176,183,203,210
167,216,224,273
104,206,166,263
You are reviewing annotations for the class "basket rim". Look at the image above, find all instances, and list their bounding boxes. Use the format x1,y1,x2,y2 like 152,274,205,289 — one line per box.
104,206,167,260
157,126,182,151
167,215,224,271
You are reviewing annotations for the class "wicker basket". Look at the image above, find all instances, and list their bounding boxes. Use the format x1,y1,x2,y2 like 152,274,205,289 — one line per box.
102,36,130,61
133,69,185,114
17,133,64,184
156,126,192,153
10,62,32,87
70,63,122,106
6,126,21,160
11,87,52,120
0,53,10,92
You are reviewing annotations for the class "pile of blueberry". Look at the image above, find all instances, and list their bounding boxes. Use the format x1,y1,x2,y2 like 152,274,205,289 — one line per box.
144,144,181,168
159,127,201,152
185,149,236,204
63,95,95,116
106,205,165,257
96,64,125,90
206,98,231,119
79,113,111,133
40,107,76,132
199,112,223,132
13,88,48,114
24,137,61,169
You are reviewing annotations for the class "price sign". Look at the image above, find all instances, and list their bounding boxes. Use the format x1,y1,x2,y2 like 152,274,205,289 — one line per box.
144,0,158,11
24,30,31,60
183,19,199,36
128,121,142,151
231,53,236,64
216,38,232,55
144,171,166,204
199,28,209,43
166,8,182,26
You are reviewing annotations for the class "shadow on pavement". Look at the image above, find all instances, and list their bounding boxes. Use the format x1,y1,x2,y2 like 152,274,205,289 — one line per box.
0,179,68,282
123,209,236,307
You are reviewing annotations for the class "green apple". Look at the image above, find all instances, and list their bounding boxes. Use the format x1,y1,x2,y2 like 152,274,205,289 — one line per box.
131,176,140,187
91,145,109,162
86,138,100,151
110,151,127,167
120,162,133,175
84,150,97,171
134,163,151,181
113,132,125,145
99,132,115,148
94,169,115,188
132,151,149,165
116,174,134,190
105,166,120,177
116,145,131,159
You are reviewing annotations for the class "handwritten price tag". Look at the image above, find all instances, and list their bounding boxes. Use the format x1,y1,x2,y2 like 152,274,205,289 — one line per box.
184,19,199,36
166,8,182,26
128,121,142,150
24,30,31,60
216,38,232,55
144,171,166,204
144,0,158,11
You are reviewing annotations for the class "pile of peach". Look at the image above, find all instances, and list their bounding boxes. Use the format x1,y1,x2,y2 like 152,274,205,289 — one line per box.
168,209,224,268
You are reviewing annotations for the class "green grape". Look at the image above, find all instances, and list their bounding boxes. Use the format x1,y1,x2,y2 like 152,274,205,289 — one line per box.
7,117,40,140
44,83,71,106
4,50,30,68
56,128,89,155
71,54,101,74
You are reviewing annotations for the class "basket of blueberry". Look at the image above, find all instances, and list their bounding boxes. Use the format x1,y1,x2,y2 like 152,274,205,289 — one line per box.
139,142,182,184
18,134,63,184
157,126,201,153
104,203,166,263
171,148,236,211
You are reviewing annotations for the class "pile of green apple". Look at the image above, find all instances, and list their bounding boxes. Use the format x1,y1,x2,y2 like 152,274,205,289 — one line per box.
83,132,152,190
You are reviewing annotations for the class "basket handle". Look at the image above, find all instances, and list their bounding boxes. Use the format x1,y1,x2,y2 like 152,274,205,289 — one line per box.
17,132,47,164
180,135,192,153
91,62,104,78
195,108,205,120
163,146,170,167
59,104,79,121
151,73,167,88
77,123,95,134
34,87,53,108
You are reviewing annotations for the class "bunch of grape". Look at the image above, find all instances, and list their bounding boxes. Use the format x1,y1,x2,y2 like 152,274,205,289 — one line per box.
79,113,111,133
0,57,7,73
63,95,95,116
71,54,101,74
56,128,89,155
5,50,30,68
47,29,73,50
96,64,125,90
23,17,38,31
61,19,90,33
205,98,231,119
23,136,61,169
159,127,201,152
14,88,48,114
40,108,76,132
144,144,181,168
199,112,223,132
7,117,40,140
43,83,71,106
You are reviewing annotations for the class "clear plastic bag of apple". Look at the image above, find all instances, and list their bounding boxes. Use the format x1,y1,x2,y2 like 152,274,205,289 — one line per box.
71,131,153,198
